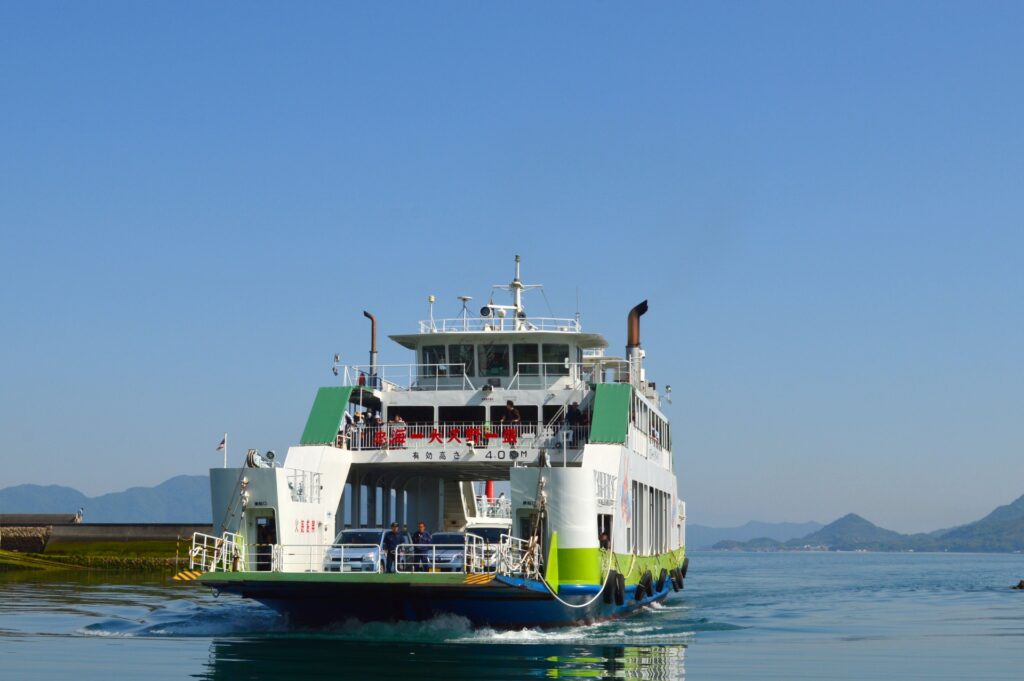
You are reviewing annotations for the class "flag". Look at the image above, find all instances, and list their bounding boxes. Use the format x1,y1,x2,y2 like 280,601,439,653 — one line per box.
216,436,226,452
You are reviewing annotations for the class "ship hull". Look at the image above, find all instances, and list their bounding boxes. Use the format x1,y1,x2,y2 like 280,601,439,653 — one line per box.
200,572,679,628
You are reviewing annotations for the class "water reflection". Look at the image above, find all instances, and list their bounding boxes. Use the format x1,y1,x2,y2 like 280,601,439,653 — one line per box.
196,638,685,680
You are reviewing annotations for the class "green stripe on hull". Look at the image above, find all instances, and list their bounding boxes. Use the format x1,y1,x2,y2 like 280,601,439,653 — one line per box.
557,547,602,585
557,546,686,587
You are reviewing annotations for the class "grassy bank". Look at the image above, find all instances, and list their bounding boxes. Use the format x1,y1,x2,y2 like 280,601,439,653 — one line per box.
1,538,188,572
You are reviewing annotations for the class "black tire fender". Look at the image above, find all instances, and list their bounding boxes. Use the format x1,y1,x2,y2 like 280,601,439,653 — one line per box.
614,572,625,606
635,570,654,600
603,570,618,605
656,568,668,593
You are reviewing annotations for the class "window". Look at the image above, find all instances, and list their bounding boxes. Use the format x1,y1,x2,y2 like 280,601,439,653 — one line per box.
448,344,475,377
542,343,570,375
478,343,510,377
513,343,539,375
422,345,446,376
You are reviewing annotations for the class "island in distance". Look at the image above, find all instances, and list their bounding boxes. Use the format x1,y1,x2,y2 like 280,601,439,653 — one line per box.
712,494,1024,553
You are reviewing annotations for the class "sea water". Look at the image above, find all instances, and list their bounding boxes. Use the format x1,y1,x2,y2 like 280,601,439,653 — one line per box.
2,551,1023,680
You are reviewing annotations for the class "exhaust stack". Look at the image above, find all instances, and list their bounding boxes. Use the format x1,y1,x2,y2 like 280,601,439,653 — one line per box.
626,300,648,384
626,300,648,349
363,310,378,383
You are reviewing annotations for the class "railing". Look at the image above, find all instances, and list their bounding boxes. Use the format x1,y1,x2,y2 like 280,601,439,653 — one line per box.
343,422,590,452
336,360,614,392
287,469,322,504
190,531,245,572
497,534,541,578
418,317,582,334
189,533,543,576
394,535,490,573
308,543,383,573
340,364,477,392
506,362,587,391
474,495,512,519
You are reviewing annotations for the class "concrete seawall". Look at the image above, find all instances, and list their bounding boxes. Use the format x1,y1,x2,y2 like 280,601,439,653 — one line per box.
47,524,212,542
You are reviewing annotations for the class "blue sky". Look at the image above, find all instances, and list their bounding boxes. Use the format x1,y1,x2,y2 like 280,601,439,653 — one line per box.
1,2,1021,532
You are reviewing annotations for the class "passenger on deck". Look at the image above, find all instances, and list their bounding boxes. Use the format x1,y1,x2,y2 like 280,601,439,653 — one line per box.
411,521,432,572
500,400,521,425
567,402,583,446
599,531,610,550
383,522,403,573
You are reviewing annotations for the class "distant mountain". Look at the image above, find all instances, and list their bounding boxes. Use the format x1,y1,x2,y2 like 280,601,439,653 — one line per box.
688,520,823,548
934,495,1024,552
788,513,912,551
718,496,1024,553
0,475,210,523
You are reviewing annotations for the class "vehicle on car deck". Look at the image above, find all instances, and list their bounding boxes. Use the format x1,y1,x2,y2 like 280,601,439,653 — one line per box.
323,528,411,572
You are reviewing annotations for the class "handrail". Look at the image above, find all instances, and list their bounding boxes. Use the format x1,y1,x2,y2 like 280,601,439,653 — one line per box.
418,317,581,333
190,531,245,572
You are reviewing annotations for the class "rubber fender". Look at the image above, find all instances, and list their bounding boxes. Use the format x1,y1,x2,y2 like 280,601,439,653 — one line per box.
614,572,625,606
634,570,654,600
656,568,668,593
669,568,681,592
603,570,618,604
634,571,651,601
680,557,689,579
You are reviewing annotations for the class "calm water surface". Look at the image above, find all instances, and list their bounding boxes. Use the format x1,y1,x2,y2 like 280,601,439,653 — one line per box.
2,551,1023,680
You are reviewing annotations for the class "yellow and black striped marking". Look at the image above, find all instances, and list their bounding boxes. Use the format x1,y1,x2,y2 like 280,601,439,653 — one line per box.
462,573,493,586
171,570,203,582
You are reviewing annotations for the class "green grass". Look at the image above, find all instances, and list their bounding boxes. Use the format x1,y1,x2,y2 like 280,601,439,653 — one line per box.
0,549,83,572
43,539,180,558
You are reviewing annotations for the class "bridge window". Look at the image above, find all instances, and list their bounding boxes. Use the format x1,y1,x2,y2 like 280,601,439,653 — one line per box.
422,345,447,376
542,343,570,375
478,342,510,377
386,406,434,424
513,343,539,375
448,344,475,376
439,406,486,423
491,404,538,425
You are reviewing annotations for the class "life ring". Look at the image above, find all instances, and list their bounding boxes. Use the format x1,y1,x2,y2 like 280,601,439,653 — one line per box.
656,568,668,593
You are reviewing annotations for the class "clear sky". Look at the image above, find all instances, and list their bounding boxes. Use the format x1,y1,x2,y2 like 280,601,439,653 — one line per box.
1,2,1021,533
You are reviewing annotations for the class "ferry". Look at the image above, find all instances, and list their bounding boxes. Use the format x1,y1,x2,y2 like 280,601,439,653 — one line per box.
185,257,687,627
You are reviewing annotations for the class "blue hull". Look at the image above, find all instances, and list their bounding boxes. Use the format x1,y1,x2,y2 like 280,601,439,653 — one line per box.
208,576,677,629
